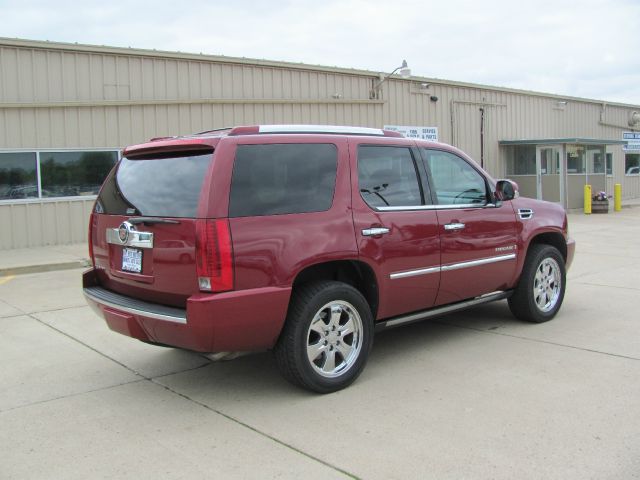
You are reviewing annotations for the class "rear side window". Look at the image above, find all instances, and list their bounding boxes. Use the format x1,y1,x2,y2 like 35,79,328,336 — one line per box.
97,153,212,217
358,146,423,208
229,144,337,217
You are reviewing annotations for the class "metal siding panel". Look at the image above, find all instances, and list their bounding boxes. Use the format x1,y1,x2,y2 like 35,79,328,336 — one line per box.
63,108,80,145
141,58,155,100
165,60,178,99
74,53,92,101
26,202,42,247
19,109,37,147
200,62,212,98
11,204,29,248
77,108,93,146
102,55,117,100
127,56,141,100
243,66,253,98
17,48,35,102
1,47,19,102
148,105,163,138
188,61,199,99
68,200,86,243
231,65,242,98
103,107,119,146
0,205,12,248
3,110,21,147
116,106,132,146
61,52,76,101
152,59,166,99
177,60,189,99
117,55,131,100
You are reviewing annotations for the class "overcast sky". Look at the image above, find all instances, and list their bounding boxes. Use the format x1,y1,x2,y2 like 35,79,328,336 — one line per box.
2,0,639,104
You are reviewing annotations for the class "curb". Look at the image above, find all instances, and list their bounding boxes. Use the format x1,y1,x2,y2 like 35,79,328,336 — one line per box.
0,259,90,277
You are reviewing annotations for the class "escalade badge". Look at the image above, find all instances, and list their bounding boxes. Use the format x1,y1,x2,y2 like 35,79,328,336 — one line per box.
118,222,134,244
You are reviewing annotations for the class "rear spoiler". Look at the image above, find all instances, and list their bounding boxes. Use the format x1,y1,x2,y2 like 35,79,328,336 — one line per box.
123,139,215,159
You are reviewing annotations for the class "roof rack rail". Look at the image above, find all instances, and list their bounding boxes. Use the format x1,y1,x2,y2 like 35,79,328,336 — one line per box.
194,127,233,135
228,125,403,137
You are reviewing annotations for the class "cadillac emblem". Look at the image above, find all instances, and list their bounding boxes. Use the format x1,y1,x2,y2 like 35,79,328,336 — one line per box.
118,222,132,244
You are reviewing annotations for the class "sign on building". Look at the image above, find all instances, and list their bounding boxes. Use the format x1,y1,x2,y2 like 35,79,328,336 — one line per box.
384,125,439,142
623,132,640,151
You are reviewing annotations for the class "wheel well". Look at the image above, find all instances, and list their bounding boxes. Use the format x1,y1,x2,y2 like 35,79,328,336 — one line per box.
528,232,567,262
292,261,379,318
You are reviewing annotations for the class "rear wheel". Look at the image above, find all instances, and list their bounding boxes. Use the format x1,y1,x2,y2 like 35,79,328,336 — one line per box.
508,244,566,323
274,281,374,393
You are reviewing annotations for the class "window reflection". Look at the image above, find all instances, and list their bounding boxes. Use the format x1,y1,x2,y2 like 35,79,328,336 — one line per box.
0,152,38,200
40,151,118,197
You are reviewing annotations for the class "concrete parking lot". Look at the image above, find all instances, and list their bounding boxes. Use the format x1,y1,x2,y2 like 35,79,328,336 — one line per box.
1,209,639,479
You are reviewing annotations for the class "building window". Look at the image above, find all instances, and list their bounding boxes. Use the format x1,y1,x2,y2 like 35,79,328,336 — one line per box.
0,150,118,201
606,153,613,176
505,145,536,175
0,152,38,200
566,145,586,174
588,147,605,174
626,154,640,175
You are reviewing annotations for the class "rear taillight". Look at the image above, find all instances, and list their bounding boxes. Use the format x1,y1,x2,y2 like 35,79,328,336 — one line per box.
88,211,96,267
195,219,234,293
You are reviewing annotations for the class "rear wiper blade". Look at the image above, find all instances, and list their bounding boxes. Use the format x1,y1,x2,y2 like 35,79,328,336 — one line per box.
128,217,181,225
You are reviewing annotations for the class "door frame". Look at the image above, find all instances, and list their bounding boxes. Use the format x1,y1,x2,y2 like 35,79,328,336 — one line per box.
535,144,565,207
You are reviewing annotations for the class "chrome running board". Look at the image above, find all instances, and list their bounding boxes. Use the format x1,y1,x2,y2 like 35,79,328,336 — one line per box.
375,290,512,331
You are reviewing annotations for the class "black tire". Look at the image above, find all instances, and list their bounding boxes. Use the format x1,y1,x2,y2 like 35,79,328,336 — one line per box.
508,244,566,323
274,281,374,393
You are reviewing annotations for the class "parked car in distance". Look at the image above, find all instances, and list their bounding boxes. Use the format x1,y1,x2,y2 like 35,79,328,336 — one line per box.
84,125,575,393
626,166,640,175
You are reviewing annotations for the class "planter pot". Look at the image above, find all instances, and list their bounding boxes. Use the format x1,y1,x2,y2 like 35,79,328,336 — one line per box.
592,199,609,213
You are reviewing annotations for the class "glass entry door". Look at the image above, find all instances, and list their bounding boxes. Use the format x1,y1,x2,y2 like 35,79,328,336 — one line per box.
536,145,564,206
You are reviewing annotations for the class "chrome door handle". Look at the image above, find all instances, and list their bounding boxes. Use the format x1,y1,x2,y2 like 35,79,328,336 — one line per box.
444,222,465,231
362,227,390,236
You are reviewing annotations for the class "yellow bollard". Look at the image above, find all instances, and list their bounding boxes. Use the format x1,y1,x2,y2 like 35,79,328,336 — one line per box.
584,184,592,214
614,183,622,212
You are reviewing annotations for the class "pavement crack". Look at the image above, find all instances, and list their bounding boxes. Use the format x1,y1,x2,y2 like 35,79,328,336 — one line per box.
434,320,640,361
150,378,360,480
28,312,150,378
26,303,91,315
0,379,146,414
573,281,640,292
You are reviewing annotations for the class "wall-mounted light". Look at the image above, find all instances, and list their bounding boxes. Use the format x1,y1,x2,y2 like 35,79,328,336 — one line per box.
332,93,343,99
420,83,430,89
553,100,568,110
370,60,411,99
430,95,438,102
629,111,640,127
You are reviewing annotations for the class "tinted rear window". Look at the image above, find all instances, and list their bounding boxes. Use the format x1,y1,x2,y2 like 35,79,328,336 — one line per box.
229,144,337,217
97,153,211,217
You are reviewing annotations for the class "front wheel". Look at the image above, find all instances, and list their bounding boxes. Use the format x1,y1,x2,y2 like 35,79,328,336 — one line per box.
274,281,374,393
508,244,566,323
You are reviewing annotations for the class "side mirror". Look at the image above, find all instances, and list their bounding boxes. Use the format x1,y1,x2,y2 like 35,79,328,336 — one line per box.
495,179,519,201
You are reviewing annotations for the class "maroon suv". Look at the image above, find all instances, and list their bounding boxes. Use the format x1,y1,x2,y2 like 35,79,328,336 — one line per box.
84,125,575,393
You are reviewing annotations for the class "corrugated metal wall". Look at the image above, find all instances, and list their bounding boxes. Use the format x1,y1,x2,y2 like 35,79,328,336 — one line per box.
1,38,639,249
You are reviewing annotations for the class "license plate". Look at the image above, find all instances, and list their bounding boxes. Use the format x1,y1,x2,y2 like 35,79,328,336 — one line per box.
122,247,143,273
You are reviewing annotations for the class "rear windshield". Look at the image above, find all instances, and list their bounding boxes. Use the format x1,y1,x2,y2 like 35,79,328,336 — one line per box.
97,153,212,217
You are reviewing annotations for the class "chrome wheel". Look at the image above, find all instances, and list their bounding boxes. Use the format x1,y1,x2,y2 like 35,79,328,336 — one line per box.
533,257,562,313
306,300,363,378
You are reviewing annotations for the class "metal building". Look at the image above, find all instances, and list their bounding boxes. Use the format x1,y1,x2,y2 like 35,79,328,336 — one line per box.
1,37,639,249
